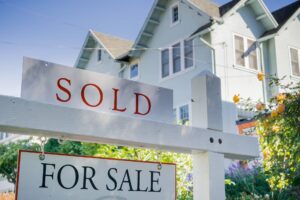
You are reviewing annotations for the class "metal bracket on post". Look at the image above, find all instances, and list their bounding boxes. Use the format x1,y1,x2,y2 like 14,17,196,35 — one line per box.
191,71,226,200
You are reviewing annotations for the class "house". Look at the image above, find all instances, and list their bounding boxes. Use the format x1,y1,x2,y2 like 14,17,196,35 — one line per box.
75,0,300,133
260,1,300,98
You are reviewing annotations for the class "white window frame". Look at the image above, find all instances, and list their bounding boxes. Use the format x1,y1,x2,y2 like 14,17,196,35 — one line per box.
161,48,170,78
170,2,180,27
175,103,191,126
289,46,300,78
233,33,259,73
129,63,139,80
159,39,195,81
184,38,195,69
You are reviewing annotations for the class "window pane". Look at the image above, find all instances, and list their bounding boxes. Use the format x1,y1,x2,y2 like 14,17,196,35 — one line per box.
179,105,189,125
161,49,169,78
235,35,245,66
184,39,194,69
172,6,179,23
172,43,181,73
98,50,102,61
248,40,258,70
290,48,300,76
130,64,138,79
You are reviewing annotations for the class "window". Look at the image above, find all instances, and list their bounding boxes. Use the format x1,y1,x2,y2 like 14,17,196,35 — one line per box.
172,43,181,73
234,35,245,67
247,39,258,70
290,48,300,77
161,39,194,79
130,64,139,79
98,49,102,61
161,49,170,78
184,39,194,69
171,4,179,24
179,105,189,125
234,34,258,70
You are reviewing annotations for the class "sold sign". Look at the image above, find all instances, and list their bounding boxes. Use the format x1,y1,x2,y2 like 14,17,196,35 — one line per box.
21,57,173,123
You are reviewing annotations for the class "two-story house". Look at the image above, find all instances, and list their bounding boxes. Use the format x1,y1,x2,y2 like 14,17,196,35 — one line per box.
75,0,299,133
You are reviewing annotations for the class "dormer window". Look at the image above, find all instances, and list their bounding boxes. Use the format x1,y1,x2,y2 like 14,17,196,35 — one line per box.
98,49,102,62
171,4,179,25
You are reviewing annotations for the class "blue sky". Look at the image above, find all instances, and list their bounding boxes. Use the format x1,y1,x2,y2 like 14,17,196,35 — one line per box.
0,0,296,96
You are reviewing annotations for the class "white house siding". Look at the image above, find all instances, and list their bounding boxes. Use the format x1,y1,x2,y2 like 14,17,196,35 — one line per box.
85,43,122,76
274,14,300,87
130,0,214,116
212,5,266,106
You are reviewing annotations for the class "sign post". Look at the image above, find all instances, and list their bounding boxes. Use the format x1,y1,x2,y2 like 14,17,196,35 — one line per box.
191,71,225,200
0,58,259,200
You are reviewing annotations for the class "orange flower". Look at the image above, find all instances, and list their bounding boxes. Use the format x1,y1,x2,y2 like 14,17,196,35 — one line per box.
233,94,240,104
276,93,286,103
272,125,280,132
263,150,270,159
277,104,285,114
256,102,266,111
257,72,265,81
271,110,278,118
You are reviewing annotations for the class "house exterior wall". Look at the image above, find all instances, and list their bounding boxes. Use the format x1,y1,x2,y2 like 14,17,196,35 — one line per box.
274,13,300,86
130,0,214,115
212,5,266,106
85,43,122,76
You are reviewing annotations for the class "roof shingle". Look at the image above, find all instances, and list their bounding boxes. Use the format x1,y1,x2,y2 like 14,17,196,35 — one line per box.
91,30,133,59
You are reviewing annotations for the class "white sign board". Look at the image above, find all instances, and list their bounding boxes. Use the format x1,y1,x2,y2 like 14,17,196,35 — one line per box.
21,57,173,123
16,151,176,200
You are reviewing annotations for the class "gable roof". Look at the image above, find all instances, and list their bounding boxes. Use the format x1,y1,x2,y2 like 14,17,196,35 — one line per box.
189,0,220,17
75,30,133,68
262,1,300,37
91,30,133,59
129,0,222,57
192,0,279,38
219,0,239,16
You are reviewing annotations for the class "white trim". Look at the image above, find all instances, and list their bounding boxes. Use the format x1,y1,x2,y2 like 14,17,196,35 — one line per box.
288,46,300,78
233,33,260,72
170,2,180,27
184,38,196,70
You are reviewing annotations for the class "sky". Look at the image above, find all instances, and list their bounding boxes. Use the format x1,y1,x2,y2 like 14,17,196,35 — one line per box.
0,0,296,97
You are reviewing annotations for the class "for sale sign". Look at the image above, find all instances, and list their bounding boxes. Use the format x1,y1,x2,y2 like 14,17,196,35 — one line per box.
16,151,176,200
21,57,173,123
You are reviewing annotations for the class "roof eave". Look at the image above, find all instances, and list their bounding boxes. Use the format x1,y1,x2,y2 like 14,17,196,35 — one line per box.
221,0,278,30
129,0,160,57
74,31,92,68
256,0,278,29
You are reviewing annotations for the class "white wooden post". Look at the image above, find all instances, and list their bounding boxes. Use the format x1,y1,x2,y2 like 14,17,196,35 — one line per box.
191,71,226,200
